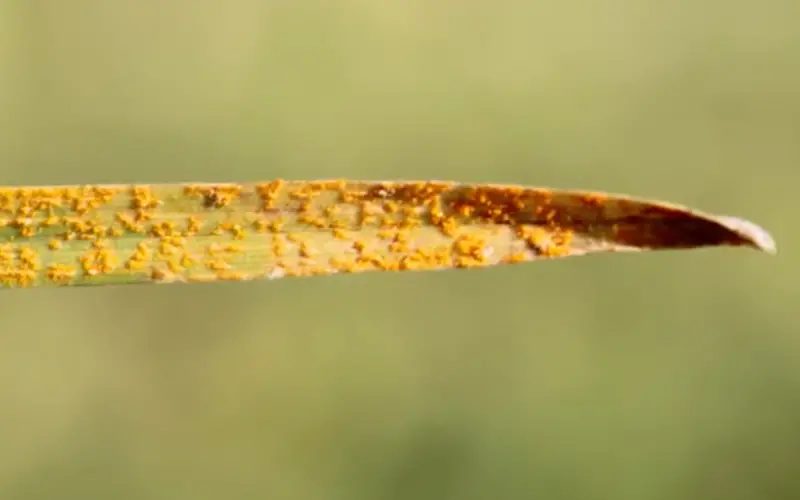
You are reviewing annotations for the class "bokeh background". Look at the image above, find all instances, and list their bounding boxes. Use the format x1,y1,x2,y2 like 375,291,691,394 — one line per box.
1,1,798,499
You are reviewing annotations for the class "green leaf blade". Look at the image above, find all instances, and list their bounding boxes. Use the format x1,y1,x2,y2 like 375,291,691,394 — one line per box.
0,180,776,289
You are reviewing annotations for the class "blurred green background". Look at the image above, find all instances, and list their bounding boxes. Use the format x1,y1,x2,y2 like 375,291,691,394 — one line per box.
1,1,798,499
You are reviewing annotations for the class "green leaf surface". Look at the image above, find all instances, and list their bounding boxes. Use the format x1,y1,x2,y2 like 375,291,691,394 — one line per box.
0,180,776,288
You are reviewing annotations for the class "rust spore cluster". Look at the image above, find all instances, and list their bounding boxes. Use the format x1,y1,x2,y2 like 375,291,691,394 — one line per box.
0,180,765,288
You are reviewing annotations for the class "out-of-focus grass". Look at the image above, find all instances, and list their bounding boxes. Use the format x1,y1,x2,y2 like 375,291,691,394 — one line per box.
0,1,797,499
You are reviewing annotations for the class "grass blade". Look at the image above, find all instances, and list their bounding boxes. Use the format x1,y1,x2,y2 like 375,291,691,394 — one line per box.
0,180,776,289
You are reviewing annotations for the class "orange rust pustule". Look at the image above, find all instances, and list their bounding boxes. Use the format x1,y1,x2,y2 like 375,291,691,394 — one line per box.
441,186,607,228
447,186,530,224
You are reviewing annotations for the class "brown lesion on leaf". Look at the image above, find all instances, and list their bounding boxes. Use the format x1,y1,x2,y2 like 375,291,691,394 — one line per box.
606,211,761,251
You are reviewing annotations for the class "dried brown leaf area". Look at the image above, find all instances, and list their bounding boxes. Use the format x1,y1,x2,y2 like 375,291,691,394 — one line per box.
0,180,776,288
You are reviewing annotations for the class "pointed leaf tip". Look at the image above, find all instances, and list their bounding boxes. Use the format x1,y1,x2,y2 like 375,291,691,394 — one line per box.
714,215,777,255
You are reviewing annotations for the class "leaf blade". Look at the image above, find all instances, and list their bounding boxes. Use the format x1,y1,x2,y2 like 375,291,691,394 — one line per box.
0,180,776,289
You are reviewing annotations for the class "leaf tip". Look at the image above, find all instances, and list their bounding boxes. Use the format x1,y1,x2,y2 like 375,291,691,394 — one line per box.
715,215,777,255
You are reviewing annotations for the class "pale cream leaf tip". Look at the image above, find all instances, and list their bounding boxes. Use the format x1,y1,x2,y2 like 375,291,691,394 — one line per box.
715,215,777,255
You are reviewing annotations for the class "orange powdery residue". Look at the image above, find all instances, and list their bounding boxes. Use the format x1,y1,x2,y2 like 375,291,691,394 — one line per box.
0,180,776,289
